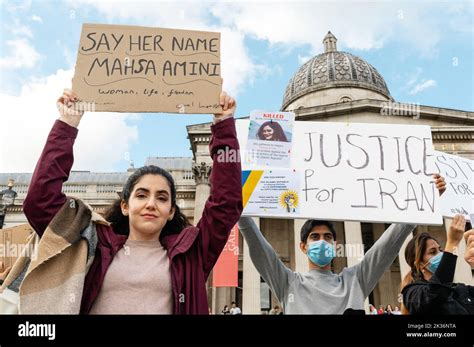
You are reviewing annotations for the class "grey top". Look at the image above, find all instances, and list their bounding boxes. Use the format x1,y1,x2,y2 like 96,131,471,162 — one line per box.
89,239,173,314
238,217,416,314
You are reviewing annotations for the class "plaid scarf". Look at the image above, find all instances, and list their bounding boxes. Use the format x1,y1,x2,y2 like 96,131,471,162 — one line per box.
0,197,105,314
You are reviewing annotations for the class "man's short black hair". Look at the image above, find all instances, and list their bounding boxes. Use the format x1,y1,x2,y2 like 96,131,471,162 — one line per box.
300,220,336,243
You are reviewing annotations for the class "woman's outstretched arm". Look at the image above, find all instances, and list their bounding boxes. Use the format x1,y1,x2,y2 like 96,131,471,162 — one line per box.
23,89,84,236
196,92,243,278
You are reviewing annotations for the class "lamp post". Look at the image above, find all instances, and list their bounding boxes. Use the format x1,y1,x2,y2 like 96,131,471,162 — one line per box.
0,179,17,229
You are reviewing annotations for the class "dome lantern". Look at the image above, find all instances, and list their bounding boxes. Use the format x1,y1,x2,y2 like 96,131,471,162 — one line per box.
323,31,337,53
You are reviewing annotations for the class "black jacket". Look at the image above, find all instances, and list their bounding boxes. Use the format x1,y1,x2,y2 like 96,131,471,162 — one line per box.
402,252,474,314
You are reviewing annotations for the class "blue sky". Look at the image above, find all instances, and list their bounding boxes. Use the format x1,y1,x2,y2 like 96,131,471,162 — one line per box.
1,0,472,173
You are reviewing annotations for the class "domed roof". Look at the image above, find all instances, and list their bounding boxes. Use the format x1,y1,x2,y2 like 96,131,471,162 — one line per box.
282,31,392,110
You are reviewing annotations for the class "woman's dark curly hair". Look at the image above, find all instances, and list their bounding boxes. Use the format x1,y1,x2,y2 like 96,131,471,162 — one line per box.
104,165,190,237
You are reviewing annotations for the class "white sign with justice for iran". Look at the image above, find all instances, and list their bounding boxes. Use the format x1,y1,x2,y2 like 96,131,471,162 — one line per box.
237,120,443,225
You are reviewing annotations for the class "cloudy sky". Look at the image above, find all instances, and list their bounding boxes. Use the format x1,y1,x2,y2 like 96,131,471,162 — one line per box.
0,0,472,173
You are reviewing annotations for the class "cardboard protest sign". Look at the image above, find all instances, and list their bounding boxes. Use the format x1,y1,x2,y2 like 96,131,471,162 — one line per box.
246,111,295,167
434,151,473,222
237,119,443,225
72,23,222,114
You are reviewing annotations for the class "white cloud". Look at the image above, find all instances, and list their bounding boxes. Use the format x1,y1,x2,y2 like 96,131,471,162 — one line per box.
55,40,76,69
62,47,75,68
298,55,311,65
409,79,437,95
402,67,437,95
64,0,461,101
3,17,35,38
6,24,33,38
3,0,32,12
405,67,423,88
0,69,138,172
211,2,394,52
68,0,211,29
219,28,269,95
0,39,41,69
31,15,43,23
210,1,451,56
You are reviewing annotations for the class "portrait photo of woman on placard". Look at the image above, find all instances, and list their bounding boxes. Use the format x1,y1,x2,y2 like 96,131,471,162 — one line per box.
256,120,289,142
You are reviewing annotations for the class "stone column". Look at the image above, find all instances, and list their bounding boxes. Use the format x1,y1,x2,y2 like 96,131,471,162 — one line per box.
242,217,261,314
214,287,233,315
293,219,309,273
192,161,211,222
344,221,370,312
343,222,364,267
192,161,213,310
444,217,473,284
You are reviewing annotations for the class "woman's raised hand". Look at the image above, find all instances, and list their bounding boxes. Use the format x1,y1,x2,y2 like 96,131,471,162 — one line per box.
57,88,84,128
213,91,236,121
446,214,466,252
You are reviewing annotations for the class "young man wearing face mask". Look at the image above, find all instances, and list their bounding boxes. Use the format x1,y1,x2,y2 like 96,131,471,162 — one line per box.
237,174,446,314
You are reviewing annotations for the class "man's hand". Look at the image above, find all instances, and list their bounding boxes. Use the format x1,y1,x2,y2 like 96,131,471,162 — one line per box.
57,88,84,128
433,174,446,196
213,91,236,122
464,228,474,268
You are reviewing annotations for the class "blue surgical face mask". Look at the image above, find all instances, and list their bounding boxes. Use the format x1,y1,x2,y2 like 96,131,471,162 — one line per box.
307,240,336,267
424,252,443,274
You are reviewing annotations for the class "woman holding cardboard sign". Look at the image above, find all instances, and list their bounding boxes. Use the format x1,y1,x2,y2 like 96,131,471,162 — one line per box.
7,88,242,314
401,214,474,314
